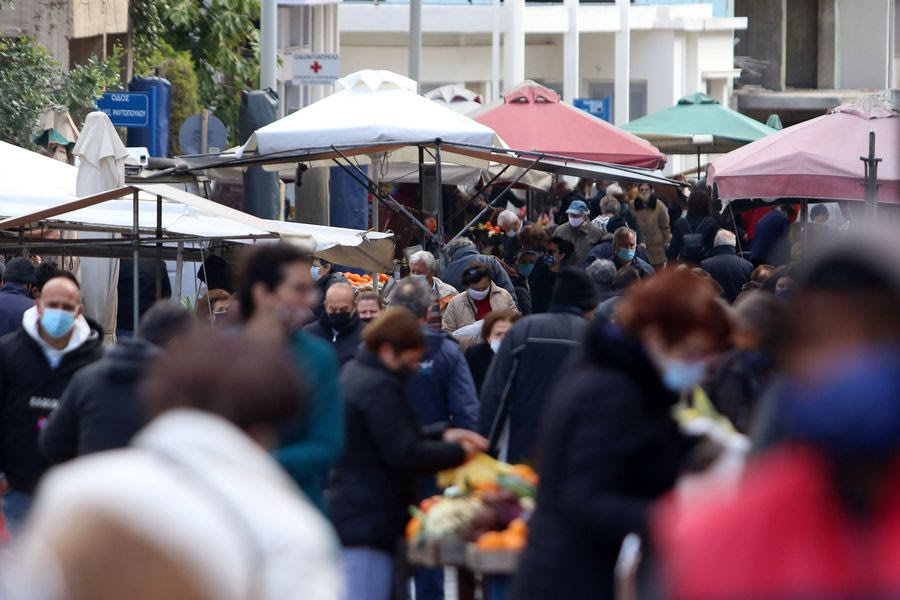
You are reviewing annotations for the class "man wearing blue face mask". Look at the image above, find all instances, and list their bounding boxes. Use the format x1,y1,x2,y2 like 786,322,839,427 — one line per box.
611,227,655,277
0,275,103,533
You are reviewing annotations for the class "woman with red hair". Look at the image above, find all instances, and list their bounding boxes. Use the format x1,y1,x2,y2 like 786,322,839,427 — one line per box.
513,268,731,600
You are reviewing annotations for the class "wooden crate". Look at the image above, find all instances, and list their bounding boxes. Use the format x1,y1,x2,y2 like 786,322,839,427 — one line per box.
465,544,521,574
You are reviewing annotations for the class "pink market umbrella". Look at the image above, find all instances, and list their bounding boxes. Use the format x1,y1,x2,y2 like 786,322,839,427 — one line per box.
471,81,665,169
709,95,900,203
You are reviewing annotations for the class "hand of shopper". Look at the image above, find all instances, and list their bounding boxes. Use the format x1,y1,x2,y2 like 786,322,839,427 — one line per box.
444,428,489,457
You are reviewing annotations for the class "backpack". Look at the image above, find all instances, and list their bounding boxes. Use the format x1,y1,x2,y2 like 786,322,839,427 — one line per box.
680,218,707,262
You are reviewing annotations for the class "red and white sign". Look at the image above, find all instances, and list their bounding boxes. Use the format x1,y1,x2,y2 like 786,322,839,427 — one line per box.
292,53,340,84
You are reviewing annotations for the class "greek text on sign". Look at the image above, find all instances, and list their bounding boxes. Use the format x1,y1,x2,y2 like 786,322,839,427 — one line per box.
96,92,150,128
292,53,340,84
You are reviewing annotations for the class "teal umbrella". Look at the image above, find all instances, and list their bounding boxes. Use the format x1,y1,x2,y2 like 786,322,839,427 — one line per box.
622,93,778,170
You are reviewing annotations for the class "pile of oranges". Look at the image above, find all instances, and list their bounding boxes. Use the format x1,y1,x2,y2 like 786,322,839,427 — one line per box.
339,272,390,287
476,518,528,551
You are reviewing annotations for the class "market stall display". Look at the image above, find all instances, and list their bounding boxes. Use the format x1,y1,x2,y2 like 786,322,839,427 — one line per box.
406,454,539,597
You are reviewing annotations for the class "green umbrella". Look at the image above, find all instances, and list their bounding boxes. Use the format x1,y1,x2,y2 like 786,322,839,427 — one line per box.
622,93,777,171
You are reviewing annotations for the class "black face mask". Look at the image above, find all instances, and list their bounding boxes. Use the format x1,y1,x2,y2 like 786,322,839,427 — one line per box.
326,310,354,331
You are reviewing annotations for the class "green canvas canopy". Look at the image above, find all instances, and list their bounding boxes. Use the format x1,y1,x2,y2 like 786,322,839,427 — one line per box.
622,93,777,155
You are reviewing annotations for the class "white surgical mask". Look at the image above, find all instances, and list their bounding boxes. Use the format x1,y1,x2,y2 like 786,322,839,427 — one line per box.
661,359,707,393
468,287,490,301
310,266,321,281
568,216,584,228
489,339,502,353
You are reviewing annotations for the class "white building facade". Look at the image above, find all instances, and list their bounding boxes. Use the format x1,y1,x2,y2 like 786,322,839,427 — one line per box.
339,2,745,123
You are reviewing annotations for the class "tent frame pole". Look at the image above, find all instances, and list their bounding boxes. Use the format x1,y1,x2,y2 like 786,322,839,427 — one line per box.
434,140,445,269
132,189,140,332
861,130,882,221
447,155,544,245
156,194,163,300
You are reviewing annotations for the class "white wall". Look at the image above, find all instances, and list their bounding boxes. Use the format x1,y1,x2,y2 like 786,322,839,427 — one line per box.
837,0,891,89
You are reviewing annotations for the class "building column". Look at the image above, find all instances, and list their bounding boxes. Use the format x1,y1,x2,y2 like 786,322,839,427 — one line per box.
684,32,700,95
563,0,579,103
614,0,630,125
504,0,525,90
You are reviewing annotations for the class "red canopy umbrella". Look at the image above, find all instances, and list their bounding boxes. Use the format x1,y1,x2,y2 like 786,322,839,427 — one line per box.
471,81,665,169
709,96,900,202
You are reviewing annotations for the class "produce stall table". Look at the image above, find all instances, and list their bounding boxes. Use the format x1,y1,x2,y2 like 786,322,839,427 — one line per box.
407,538,521,599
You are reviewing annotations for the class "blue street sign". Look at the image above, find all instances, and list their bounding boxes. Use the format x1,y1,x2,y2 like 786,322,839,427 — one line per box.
574,97,611,123
96,92,150,128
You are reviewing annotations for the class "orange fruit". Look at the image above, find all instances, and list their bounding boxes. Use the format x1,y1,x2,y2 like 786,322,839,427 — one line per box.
405,517,421,540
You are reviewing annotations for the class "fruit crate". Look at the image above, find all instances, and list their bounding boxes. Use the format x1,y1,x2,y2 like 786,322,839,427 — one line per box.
438,538,468,566
406,540,440,567
465,543,520,574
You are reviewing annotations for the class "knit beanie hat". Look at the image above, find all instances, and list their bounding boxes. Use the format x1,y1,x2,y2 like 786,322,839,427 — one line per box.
2,257,35,285
551,267,599,311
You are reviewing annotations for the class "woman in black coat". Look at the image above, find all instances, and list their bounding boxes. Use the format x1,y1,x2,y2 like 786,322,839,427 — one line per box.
464,309,521,393
667,188,718,264
329,308,487,600
513,269,731,600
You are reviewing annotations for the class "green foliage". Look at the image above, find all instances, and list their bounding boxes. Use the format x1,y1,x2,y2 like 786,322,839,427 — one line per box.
131,0,261,145
0,37,123,148
135,42,201,155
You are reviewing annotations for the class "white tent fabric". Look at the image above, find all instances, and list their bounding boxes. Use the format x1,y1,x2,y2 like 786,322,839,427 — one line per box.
425,85,484,115
0,143,395,270
237,70,500,167
73,112,130,339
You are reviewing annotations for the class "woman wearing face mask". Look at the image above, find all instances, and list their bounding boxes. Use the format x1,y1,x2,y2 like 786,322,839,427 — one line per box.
330,308,488,600
441,263,518,340
513,269,731,600
504,249,538,317
310,258,347,317
630,184,672,270
464,309,521,394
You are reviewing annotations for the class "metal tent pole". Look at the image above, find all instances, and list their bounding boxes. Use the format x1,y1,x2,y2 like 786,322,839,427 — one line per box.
156,194,163,300
434,140,445,269
132,189,140,332
861,130,882,221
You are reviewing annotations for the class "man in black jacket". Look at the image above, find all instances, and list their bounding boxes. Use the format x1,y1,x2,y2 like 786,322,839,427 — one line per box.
39,302,196,466
702,229,754,303
302,282,365,366
478,268,597,464
0,257,36,338
0,275,103,532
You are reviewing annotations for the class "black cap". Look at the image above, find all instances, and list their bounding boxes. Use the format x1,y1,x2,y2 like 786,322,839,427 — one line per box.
2,257,35,285
551,267,599,311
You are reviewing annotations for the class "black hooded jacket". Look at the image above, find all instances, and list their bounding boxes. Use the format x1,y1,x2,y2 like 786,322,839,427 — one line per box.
40,337,157,465
329,351,466,552
0,320,103,492
302,311,365,366
513,323,690,600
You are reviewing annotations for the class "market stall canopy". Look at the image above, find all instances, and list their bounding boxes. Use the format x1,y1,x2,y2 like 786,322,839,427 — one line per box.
709,95,900,202
425,85,483,115
621,92,777,155
237,70,500,167
264,221,394,273
470,81,665,169
0,142,395,269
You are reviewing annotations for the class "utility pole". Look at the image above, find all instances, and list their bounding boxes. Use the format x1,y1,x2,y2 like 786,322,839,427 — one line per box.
260,0,278,90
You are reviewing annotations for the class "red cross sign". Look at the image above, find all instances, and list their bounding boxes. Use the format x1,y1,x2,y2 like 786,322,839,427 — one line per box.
310,61,322,74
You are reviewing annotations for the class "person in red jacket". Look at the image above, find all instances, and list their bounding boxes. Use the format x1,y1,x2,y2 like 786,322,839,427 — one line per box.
654,227,900,600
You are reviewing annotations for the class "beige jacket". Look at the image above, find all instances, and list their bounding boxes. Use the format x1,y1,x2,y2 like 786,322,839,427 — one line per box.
630,198,671,266
441,282,518,337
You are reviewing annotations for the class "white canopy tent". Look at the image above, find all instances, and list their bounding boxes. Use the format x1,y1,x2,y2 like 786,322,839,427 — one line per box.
237,70,500,168
0,142,395,271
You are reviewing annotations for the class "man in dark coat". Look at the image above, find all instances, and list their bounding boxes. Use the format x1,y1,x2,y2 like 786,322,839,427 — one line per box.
479,268,598,464
701,229,754,303
0,257,36,338
441,238,516,299
39,302,196,465
750,204,792,267
303,282,365,366
116,258,171,337
0,276,103,532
